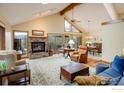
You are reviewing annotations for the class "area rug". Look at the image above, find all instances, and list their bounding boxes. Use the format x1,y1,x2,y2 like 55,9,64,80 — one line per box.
87,58,97,67
27,54,96,85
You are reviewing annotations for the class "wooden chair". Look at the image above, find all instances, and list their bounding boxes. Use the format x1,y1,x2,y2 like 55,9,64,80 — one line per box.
93,43,102,55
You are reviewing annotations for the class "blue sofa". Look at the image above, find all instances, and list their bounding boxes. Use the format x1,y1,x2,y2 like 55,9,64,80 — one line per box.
96,55,124,85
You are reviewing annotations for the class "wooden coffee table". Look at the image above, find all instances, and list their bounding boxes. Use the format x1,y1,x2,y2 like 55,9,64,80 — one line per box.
60,63,89,83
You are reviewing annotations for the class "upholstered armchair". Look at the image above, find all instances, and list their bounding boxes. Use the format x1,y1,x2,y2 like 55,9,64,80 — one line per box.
70,45,88,63
0,50,30,85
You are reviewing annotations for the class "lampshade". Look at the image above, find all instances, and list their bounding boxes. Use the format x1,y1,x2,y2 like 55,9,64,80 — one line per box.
68,40,75,44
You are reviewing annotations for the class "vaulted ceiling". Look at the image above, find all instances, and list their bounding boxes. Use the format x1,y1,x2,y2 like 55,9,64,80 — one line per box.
0,3,70,25
0,3,124,26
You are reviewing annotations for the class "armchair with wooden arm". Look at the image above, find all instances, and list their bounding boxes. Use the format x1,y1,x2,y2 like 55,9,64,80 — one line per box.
70,45,88,63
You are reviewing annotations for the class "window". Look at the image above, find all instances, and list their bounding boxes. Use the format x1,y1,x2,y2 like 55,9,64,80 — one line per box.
64,20,79,32
6,32,11,50
14,31,28,58
64,20,72,32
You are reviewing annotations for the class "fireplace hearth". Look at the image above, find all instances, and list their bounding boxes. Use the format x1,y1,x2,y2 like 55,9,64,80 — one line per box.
31,42,45,53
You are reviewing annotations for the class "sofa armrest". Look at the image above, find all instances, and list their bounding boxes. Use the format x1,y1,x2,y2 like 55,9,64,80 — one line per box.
96,63,109,75
16,59,26,66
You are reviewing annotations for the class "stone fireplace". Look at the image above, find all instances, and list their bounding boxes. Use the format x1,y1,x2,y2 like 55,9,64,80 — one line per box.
31,42,45,53
28,36,48,59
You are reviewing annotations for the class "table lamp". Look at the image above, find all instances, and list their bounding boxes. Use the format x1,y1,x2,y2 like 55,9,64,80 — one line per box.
68,39,75,49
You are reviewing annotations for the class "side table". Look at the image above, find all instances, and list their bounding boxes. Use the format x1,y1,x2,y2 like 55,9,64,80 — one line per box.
0,64,30,85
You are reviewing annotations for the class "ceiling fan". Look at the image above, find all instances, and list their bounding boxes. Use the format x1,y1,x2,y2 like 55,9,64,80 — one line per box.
71,7,81,23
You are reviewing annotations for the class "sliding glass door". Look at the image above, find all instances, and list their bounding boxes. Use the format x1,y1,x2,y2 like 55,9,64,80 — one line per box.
72,35,81,49
55,34,63,53
47,33,56,53
48,33,82,53
48,33,63,53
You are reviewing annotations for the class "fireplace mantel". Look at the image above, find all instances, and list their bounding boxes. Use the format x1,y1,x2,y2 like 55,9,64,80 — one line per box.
29,36,47,38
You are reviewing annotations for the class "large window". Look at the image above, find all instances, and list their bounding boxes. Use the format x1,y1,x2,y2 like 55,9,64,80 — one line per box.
64,20,72,32
48,33,82,53
64,20,79,32
14,31,28,58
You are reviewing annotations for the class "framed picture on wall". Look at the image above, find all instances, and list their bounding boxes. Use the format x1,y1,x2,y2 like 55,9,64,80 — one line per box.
32,30,44,36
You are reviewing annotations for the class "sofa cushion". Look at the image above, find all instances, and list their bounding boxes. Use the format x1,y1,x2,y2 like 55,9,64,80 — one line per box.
117,77,124,85
96,63,109,74
111,55,124,75
108,76,121,85
98,68,122,78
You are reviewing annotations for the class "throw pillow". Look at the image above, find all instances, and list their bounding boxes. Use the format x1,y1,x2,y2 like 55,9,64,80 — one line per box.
111,55,124,75
74,75,111,85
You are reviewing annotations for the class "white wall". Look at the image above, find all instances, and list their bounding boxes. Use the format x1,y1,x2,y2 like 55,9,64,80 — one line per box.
5,31,12,50
12,13,65,36
0,15,12,50
102,22,124,62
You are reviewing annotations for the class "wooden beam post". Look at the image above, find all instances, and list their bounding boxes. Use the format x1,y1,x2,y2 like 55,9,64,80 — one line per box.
119,13,124,19
60,3,81,15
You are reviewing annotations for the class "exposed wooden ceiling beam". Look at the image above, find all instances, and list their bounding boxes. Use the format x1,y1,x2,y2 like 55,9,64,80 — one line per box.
119,13,124,19
60,3,81,15
102,19,124,25
103,3,119,20
64,15,85,33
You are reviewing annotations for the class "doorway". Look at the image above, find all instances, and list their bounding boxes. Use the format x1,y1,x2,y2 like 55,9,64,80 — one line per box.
13,31,28,58
0,25,5,50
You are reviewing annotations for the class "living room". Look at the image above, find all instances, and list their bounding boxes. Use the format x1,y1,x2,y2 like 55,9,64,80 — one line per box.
0,3,124,87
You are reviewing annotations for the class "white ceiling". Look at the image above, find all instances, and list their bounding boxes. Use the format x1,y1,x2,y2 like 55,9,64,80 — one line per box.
0,3,124,26
66,3,111,33
0,3,70,25
65,3,124,37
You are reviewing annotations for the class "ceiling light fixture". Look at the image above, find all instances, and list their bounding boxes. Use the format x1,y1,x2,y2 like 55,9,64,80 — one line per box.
33,8,56,18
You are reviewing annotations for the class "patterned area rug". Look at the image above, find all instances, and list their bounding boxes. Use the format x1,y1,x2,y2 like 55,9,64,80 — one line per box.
28,54,95,85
